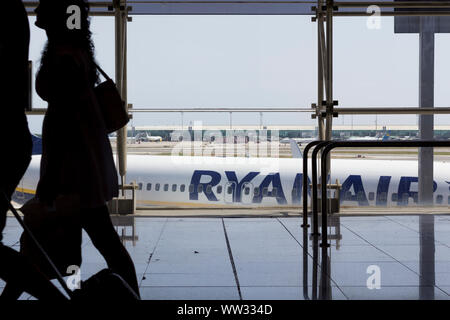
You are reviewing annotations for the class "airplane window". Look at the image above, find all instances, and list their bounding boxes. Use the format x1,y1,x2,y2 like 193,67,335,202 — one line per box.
272,188,277,196
198,185,203,193
401,194,409,204
172,184,177,192
357,191,365,201
448,196,450,205
138,183,143,191
189,184,194,193
254,187,260,196
263,187,268,196
164,184,169,191
244,187,250,195
217,186,222,194
180,184,185,192
391,193,398,202
292,188,297,196
155,183,160,191
368,192,375,201
227,186,233,194
206,185,212,194
436,195,443,205
146,183,152,191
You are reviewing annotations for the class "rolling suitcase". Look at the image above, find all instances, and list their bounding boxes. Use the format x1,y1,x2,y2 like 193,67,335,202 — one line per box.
3,193,140,301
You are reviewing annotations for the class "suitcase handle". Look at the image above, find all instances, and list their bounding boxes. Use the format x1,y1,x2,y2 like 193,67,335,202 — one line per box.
2,192,75,299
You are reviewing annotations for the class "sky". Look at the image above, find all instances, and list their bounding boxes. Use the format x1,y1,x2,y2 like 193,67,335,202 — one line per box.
27,15,450,134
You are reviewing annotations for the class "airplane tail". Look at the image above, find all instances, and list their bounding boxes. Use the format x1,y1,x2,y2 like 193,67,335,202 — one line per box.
31,134,42,155
381,133,391,141
289,140,303,159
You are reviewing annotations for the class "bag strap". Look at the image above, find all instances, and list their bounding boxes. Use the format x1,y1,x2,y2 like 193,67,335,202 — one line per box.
93,62,112,82
1,192,75,299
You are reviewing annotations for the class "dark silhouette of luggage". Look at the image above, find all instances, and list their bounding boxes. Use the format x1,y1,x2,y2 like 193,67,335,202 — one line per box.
3,193,140,300
73,269,139,301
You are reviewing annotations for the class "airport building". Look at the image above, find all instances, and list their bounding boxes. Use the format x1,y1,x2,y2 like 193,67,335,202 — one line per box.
130,125,450,140
3,0,450,302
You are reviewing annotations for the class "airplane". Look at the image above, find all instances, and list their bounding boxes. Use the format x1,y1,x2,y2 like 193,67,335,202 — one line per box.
13,135,450,208
280,137,316,145
345,133,391,141
135,132,163,143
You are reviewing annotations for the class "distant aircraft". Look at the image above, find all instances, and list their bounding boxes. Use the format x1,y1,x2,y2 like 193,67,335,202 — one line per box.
14,137,450,208
280,137,316,145
345,133,391,141
135,133,163,142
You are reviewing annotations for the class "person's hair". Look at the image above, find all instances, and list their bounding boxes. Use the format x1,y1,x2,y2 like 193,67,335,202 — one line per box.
39,0,99,85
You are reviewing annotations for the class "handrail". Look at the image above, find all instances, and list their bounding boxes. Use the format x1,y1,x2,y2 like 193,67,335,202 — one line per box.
319,140,450,247
310,141,335,236
302,141,323,229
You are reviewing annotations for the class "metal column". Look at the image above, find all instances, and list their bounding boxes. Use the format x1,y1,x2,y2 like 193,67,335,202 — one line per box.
418,16,435,206
115,0,128,194
317,0,325,141
324,0,334,142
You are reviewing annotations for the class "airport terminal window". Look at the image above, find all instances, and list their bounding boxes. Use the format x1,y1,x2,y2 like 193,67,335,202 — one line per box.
217,186,222,194
189,184,194,193
436,195,443,205
206,185,212,194
172,184,177,192
164,184,169,191
254,187,260,196
147,183,152,191
180,184,186,192
138,183,143,191
155,183,160,191
368,192,375,201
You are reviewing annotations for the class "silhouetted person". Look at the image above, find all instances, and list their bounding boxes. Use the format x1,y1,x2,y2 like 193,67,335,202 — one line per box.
33,0,140,297
0,0,66,300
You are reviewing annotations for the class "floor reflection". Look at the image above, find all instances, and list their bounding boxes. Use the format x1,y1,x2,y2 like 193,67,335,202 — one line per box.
2,213,450,300
302,214,445,300
111,215,139,246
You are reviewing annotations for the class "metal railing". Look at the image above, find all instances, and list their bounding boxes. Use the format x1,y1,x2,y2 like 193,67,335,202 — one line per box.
315,140,450,247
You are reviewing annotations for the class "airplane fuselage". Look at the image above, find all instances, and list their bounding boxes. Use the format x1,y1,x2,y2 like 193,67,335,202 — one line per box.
15,155,450,208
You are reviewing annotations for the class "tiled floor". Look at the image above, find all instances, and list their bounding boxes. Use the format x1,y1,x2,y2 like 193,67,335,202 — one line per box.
2,214,450,300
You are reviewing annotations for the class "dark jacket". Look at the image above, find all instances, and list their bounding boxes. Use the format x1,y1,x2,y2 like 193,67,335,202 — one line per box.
0,0,30,117
35,45,118,208
0,0,32,238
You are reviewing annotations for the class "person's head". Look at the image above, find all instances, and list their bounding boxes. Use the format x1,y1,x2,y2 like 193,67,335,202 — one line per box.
37,0,99,84
35,0,91,42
